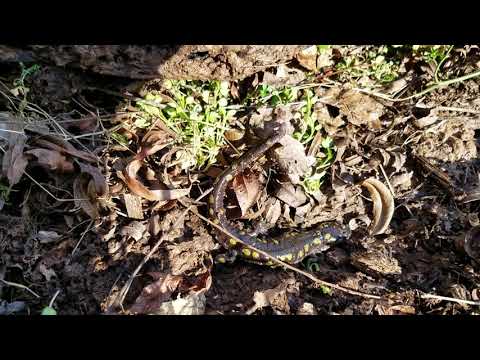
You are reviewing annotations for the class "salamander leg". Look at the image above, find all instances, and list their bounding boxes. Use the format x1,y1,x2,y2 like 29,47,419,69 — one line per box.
214,249,239,265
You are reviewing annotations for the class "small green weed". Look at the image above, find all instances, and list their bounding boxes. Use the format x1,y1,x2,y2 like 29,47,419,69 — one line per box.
301,136,335,195
136,80,237,170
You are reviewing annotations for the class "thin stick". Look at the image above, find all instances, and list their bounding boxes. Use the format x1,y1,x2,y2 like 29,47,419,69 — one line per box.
355,69,480,103
48,290,61,308
0,279,40,298
69,219,95,259
421,293,480,306
191,209,381,300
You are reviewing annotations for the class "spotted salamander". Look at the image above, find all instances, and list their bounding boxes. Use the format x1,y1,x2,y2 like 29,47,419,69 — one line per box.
209,120,350,265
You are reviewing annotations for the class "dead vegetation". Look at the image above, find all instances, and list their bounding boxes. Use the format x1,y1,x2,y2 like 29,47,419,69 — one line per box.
1,45,480,315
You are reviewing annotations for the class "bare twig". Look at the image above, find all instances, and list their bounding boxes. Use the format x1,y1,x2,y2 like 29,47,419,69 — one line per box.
48,290,61,308
355,69,480,103
421,293,480,306
0,279,40,298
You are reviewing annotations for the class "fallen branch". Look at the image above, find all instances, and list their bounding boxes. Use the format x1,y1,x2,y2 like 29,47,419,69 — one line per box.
421,293,480,307
355,69,480,103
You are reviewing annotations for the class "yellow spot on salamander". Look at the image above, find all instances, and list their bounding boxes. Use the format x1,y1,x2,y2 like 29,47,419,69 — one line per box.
225,174,233,182
297,250,304,259
239,230,246,236
228,238,237,246
209,208,214,216
304,244,310,253
313,237,322,245
242,248,251,257
266,260,274,266
324,233,332,241
218,208,225,216
217,257,226,263
278,254,293,262
252,251,260,259
272,239,280,245
213,218,220,225
208,195,215,205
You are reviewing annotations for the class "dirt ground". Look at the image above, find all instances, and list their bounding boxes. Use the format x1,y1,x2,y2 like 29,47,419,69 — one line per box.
1,45,480,315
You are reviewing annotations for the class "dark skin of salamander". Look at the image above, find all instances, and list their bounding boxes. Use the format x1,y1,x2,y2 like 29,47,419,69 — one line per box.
209,121,350,266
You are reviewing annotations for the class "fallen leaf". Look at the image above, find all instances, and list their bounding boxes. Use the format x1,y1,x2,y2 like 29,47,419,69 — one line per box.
38,263,57,281
123,159,190,201
232,170,263,216
296,45,318,72
128,273,183,314
73,173,99,219
275,182,307,208
459,225,480,261
297,302,318,315
275,136,315,184
245,280,293,315
37,230,62,244
263,198,282,225
0,300,26,315
361,178,394,235
25,148,74,173
137,130,171,159
2,136,28,186
152,293,206,315
119,221,146,241
78,162,108,196
33,135,97,163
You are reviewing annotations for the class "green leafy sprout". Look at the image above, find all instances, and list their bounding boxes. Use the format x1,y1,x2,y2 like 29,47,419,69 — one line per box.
135,80,237,170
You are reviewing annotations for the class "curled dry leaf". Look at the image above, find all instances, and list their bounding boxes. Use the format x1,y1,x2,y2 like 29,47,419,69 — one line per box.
458,225,480,261
275,136,315,184
232,170,263,216
275,182,307,208
2,136,28,186
137,130,171,159
26,148,74,173
73,173,99,219
33,135,97,163
245,280,294,315
129,272,183,314
37,230,62,244
296,45,318,72
78,162,108,196
123,159,190,201
361,178,394,235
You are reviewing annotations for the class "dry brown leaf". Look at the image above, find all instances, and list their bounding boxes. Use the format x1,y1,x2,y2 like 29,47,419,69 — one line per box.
264,198,282,225
2,136,28,186
78,162,108,196
73,173,99,219
37,230,62,244
151,293,206,315
232,170,263,216
361,178,394,235
26,148,74,173
33,135,97,163
296,45,318,72
123,159,189,201
137,130,171,159
275,182,307,208
275,136,315,184
128,272,183,314
245,281,292,315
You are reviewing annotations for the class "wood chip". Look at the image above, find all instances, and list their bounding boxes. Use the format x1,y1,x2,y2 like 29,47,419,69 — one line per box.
124,193,144,219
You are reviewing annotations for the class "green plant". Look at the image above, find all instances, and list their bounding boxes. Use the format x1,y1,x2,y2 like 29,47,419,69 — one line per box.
9,62,40,115
336,46,401,84
301,136,335,195
0,179,12,205
136,80,237,170
412,45,454,82
293,88,321,144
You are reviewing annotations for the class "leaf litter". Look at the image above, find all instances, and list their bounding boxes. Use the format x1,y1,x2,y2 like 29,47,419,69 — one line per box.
2,46,480,315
